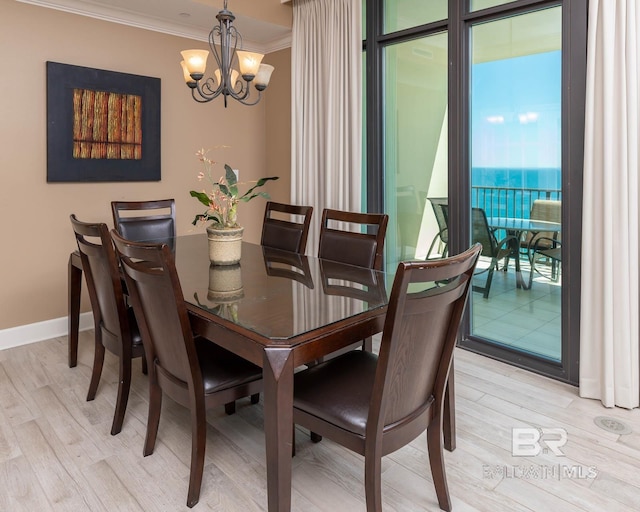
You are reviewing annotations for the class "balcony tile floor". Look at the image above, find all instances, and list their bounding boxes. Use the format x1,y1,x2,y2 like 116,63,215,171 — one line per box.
471,256,562,361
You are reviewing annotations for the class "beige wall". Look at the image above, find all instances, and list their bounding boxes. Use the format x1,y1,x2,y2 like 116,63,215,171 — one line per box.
0,1,291,330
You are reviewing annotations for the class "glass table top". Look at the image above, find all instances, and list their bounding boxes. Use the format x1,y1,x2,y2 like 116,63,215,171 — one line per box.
170,234,389,341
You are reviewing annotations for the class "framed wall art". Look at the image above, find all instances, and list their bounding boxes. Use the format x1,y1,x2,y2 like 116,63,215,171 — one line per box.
46,61,161,182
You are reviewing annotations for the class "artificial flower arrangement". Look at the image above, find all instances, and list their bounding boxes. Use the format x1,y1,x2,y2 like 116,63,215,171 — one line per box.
190,148,279,228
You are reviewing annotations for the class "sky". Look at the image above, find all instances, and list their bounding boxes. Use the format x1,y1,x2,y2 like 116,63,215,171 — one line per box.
471,50,562,171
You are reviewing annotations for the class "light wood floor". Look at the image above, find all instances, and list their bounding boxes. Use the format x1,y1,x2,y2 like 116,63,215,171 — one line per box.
0,331,638,511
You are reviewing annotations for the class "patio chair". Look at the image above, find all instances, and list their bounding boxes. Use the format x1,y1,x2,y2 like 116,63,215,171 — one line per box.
528,236,562,288
523,199,561,251
426,197,449,259
397,185,426,258
472,207,519,298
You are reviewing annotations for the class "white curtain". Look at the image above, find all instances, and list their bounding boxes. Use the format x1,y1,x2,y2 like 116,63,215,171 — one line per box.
580,0,640,409
291,0,362,256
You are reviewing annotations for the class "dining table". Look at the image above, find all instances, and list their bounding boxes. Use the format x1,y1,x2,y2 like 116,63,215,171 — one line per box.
67,233,458,511
486,216,561,290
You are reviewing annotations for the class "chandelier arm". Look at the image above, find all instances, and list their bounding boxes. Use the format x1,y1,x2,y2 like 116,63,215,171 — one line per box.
182,0,269,107
225,80,252,101
224,26,239,93
191,78,223,103
234,90,263,106
191,88,215,103
210,27,224,73
200,78,222,98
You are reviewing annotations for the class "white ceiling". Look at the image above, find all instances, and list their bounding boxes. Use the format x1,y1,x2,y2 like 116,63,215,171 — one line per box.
17,0,292,53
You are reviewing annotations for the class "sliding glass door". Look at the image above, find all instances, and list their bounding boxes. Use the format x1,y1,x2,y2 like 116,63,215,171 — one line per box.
363,0,585,383
469,8,563,361
383,33,448,269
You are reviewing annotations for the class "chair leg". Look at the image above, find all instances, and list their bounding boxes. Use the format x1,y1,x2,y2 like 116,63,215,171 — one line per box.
141,353,148,375
86,334,105,401
224,401,236,415
443,371,456,452
362,336,373,352
250,393,260,404
364,452,383,512
143,380,162,456
292,426,296,457
528,253,537,288
187,400,207,508
483,265,495,299
427,418,452,512
110,355,132,435
310,432,323,443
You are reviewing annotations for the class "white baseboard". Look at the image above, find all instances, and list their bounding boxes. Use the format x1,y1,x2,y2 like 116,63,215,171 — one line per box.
0,313,94,351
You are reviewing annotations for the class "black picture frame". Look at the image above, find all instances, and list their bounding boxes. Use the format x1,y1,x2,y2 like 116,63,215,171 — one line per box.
46,61,161,182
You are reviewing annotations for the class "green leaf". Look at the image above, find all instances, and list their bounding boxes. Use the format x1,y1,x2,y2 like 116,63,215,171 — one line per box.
224,164,239,197
240,191,270,203
192,213,206,225
190,190,211,207
218,183,232,198
239,176,279,200
224,164,238,186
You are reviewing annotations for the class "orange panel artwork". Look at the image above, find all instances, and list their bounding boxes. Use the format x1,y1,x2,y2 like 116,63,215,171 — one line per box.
72,89,142,160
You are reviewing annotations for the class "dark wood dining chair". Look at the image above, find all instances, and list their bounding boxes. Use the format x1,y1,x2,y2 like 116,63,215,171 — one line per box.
262,246,315,288
111,199,176,243
293,244,482,512
260,201,313,254
319,258,387,306
111,231,263,508
318,208,389,271
70,215,146,435
316,208,389,359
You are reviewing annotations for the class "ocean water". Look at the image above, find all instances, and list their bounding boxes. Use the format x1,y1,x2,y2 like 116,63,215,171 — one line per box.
472,167,561,189
471,167,561,218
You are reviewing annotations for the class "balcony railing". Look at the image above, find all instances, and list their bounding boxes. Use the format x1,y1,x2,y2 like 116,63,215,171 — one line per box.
471,186,561,219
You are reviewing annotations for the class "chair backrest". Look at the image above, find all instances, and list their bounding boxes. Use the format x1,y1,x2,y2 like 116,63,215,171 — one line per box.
526,199,562,245
320,259,387,306
429,197,449,244
261,201,313,254
262,246,315,288
318,209,389,270
369,244,481,443
111,199,176,243
471,207,497,258
70,215,130,344
111,230,201,394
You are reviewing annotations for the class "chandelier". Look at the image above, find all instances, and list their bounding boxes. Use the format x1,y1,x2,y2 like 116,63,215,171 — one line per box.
180,0,275,107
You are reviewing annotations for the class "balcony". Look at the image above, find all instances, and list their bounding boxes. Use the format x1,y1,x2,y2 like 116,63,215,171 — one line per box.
472,185,561,219
470,185,562,361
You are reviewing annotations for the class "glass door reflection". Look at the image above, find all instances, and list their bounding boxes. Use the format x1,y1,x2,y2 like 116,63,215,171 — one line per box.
469,7,562,362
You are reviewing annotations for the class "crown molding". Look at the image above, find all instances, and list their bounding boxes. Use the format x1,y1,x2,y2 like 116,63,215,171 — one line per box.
17,0,291,53
263,34,293,53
